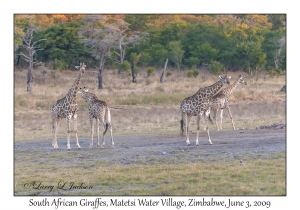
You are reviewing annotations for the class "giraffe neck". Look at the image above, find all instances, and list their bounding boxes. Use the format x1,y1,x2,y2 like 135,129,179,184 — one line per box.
196,79,225,99
66,70,83,102
222,79,240,96
81,92,97,104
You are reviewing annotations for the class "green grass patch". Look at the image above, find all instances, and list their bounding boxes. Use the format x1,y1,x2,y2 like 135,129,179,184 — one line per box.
14,153,285,196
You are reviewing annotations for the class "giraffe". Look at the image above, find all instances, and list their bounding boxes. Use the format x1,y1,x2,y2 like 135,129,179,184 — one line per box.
50,62,86,150
77,87,114,149
210,75,247,131
180,74,231,146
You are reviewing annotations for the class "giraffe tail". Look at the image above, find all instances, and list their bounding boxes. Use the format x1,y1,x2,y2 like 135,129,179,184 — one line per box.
208,113,213,124
180,119,184,136
103,123,109,135
103,108,111,135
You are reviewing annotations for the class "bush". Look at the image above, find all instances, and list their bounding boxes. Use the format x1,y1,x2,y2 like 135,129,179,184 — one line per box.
208,60,223,75
185,56,200,69
193,70,199,77
187,70,194,78
166,72,172,77
140,52,152,67
187,70,199,78
268,69,279,77
147,67,155,77
53,59,66,71
119,61,131,74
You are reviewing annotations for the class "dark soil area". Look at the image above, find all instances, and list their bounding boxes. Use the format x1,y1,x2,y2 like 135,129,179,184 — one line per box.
15,128,286,166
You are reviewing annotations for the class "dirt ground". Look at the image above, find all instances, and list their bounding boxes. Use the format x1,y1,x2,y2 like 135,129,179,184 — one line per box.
14,128,286,166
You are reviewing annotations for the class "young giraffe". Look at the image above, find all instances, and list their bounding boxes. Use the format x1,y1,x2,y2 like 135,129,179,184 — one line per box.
51,63,86,150
180,74,231,146
77,87,114,149
210,75,247,131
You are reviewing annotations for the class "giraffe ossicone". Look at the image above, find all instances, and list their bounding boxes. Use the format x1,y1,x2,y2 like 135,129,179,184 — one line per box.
180,74,231,146
50,62,86,150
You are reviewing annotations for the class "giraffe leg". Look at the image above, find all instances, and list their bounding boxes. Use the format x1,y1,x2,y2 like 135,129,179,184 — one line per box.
204,111,213,145
186,114,192,146
101,117,106,148
96,118,101,148
181,112,187,143
196,115,201,146
52,117,60,149
52,117,56,147
73,114,81,149
180,118,184,136
220,109,224,130
89,116,94,148
66,115,71,150
107,108,114,148
109,123,114,148
226,105,235,130
212,108,220,131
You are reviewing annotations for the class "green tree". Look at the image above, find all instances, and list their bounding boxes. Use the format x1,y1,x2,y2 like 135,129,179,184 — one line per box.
146,43,168,68
191,43,219,67
268,14,286,30
261,29,286,71
159,21,190,46
14,15,28,67
184,56,200,69
124,14,153,31
167,41,184,70
183,24,226,66
38,21,88,68
139,52,152,67
208,60,224,75
235,41,266,75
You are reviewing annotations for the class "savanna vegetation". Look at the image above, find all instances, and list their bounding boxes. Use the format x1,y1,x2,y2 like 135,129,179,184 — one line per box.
14,14,286,91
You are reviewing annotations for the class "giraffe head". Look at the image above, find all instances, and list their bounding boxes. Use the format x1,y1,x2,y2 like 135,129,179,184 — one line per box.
77,87,97,103
238,75,247,85
75,62,86,73
219,74,231,85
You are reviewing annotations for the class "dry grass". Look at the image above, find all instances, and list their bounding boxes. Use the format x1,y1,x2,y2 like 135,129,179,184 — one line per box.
14,67,286,141
14,67,286,196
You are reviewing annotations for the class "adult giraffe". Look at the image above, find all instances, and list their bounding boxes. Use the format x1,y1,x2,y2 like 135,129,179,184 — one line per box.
180,74,231,146
51,63,86,150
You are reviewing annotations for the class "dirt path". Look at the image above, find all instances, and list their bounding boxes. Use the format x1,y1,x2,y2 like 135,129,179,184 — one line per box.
15,128,286,166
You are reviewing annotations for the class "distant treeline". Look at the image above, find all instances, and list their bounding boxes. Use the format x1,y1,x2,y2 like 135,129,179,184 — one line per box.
14,14,286,75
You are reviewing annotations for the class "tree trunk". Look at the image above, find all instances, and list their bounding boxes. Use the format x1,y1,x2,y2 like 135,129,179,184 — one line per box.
17,46,21,66
131,65,136,83
160,59,168,83
27,63,32,92
98,67,103,89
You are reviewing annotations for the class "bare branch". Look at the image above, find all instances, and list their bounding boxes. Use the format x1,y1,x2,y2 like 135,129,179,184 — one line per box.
32,39,47,47
19,52,30,60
